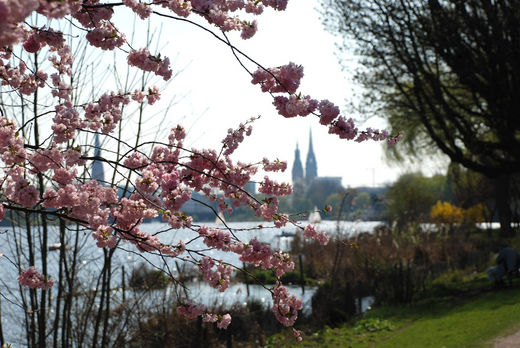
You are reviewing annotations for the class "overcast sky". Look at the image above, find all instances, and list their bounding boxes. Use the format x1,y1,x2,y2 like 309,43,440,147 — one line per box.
113,0,445,188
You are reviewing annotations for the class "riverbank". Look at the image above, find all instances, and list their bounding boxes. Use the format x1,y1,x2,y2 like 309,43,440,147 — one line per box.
266,274,520,347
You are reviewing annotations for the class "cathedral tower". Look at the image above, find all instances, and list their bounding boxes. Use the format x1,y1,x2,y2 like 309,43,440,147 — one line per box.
92,133,105,184
305,129,317,183
292,143,304,183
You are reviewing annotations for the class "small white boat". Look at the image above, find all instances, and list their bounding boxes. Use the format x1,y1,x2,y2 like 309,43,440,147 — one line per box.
308,206,321,224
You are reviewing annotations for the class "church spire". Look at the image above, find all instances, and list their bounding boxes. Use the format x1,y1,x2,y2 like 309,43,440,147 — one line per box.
92,133,105,184
305,129,317,182
292,142,304,183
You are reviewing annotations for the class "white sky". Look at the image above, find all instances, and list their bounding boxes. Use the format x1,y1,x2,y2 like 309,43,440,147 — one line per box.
112,0,445,187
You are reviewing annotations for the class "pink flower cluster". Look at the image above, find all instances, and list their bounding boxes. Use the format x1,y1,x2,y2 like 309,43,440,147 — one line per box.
49,44,74,78
238,237,294,277
123,0,153,19
154,0,288,40
0,117,26,166
318,99,340,125
262,158,287,172
256,197,279,221
29,144,79,175
154,0,192,18
273,95,318,118
251,61,397,143
113,197,157,231
92,225,117,248
0,0,288,76
258,176,292,196
177,301,206,319
177,148,259,216
0,0,39,47
303,224,329,245
124,152,150,169
261,0,288,10
161,172,192,212
222,122,253,156
199,257,232,292
52,104,82,143
203,313,232,329
328,116,358,140
18,266,54,290
169,124,187,145
131,86,161,105
42,180,118,231
293,328,303,342
73,0,113,28
86,22,126,51
8,179,39,207
240,21,258,40
37,0,82,19
84,91,131,134
251,62,304,94
0,54,47,96
23,28,65,53
199,226,233,251
272,282,302,327
112,196,187,257
127,48,173,81
177,302,232,329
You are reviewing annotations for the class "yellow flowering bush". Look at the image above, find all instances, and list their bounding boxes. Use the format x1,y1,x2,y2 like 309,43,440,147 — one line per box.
430,201,487,225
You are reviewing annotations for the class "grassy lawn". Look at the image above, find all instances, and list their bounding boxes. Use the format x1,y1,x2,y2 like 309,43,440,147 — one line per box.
266,276,520,347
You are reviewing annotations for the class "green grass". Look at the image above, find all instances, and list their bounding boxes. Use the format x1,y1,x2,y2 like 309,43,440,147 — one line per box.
267,276,520,347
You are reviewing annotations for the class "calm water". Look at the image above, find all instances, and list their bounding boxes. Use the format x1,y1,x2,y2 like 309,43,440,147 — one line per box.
0,220,382,345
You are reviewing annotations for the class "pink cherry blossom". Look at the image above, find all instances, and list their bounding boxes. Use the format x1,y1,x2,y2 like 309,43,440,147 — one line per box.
177,301,206,320
258,176,292,196
303,224,330,245
123,0,152,19
251,62,304,94
92,225,117,248
217,314,232,329
272,282,302,326
222,122,254,156
127,48,173,81
273,95,318,118
18,267,54,290
318,99,340,125
198,257,232,292
262,158,287,172
241,20,258,40
86,23,126,50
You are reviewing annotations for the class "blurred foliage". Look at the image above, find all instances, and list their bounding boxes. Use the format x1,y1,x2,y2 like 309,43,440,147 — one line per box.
385,173,447,228
353,318,394,334
129,263,170,290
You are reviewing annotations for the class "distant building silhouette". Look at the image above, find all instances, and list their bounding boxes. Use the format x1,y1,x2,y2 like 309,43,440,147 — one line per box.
292,143,304,183
291,129,342,204
92,133,105,183
305,130,317,183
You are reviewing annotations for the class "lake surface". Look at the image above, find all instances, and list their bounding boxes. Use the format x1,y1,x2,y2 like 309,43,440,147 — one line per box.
0,220,383,345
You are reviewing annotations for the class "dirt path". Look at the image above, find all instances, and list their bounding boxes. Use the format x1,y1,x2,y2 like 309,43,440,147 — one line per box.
493,330,520,348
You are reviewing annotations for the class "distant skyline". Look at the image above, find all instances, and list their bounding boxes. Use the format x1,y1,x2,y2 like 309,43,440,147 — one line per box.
115,1,447,187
